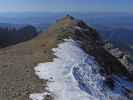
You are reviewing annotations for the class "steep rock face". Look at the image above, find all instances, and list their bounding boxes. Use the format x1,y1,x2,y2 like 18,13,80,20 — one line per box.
104,42,133,77
53,15,132,80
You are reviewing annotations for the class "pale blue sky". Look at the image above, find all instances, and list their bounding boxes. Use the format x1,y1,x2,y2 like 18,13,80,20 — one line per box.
0,0,132,13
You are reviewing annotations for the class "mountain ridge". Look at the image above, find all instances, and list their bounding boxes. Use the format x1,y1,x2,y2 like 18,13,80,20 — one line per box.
52,15,132,77
0,15,132,100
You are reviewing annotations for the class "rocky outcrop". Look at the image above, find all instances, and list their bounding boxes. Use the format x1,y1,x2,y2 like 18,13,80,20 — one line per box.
104,41,133,77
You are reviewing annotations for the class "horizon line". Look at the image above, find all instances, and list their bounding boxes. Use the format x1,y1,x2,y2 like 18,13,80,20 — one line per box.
0,11,132,14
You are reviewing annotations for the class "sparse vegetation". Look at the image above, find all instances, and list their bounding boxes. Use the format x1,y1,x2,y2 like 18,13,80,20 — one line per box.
0,30,56,100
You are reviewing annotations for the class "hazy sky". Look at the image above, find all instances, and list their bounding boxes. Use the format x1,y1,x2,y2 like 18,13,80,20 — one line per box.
0,0,132,13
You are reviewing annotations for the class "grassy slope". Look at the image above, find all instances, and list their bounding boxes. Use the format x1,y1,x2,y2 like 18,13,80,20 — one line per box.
0,16,75,100
0,32,56,100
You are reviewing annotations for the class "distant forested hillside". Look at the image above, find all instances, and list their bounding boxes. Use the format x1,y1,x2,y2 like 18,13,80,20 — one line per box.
0,25,38,48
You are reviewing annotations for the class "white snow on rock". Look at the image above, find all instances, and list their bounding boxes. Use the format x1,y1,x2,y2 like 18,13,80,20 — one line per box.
30,39,131,100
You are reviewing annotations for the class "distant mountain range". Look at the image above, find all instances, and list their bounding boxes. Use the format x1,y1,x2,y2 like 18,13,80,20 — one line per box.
95,26,133,54
0,23,27,29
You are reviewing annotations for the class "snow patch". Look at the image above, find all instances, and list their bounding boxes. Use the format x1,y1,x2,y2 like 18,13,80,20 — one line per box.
30,93,48,100
30,39,132,100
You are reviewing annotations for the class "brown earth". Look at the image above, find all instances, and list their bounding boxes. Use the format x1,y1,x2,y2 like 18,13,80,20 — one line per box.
0,30,58,100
